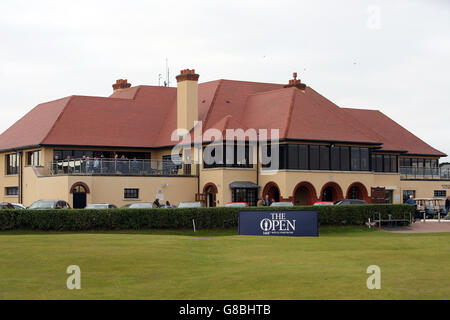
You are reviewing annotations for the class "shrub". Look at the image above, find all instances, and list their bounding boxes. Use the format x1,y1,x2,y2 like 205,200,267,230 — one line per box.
0,204,414,231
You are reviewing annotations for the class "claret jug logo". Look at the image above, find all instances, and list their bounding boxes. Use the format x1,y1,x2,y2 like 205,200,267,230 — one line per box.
260,213,296,235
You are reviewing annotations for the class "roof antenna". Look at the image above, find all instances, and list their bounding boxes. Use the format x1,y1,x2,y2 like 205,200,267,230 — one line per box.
166,58,170,87
158,74,162,86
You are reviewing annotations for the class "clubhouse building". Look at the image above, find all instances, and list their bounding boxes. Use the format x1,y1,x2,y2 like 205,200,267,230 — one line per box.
0,69,448,208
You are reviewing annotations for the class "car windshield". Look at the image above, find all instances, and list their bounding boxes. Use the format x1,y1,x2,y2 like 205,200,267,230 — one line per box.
271,202,293,207
128,203,154,209
178,202,202,208
29,201,56,209
225,203,247,207
85,204,108,209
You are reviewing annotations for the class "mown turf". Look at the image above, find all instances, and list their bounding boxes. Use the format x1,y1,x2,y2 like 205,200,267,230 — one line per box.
0,227,449,300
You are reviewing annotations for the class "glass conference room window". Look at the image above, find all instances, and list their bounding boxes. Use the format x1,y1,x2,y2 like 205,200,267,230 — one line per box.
319,146,330,170
340,147,350,171
351,147,361,171
330,146,340,171
299,145,309,170
391,155,398,172
287,144,299,169
278,144,287,169
309,145,320,170
375,155,383,172
384,155,391,172
400,158,411,167
360,148,370,171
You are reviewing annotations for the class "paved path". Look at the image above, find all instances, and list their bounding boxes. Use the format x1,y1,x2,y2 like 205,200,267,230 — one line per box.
383,220,450,234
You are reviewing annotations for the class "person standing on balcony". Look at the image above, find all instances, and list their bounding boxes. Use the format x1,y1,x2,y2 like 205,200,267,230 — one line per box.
113,153,118,173
131,157,140,174
93,157,100,173
81,155,87,173
86,156,92,173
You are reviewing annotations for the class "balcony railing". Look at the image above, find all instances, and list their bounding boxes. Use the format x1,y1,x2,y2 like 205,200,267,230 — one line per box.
400,166,450,180
48,158,197,177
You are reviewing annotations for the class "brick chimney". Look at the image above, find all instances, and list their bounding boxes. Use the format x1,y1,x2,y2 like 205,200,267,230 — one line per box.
176,69,199,136
284,72,306,90
112,79,131,91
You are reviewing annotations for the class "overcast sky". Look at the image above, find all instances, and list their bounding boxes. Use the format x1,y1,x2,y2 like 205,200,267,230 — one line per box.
0,0,448,161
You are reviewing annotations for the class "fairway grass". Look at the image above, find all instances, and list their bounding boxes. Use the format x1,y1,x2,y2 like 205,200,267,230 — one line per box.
1,227,449,300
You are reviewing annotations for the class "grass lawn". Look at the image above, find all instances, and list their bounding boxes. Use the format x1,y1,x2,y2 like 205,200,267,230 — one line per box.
1,226,450,300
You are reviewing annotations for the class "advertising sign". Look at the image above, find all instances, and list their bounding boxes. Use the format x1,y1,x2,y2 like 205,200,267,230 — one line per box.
239,210,319,237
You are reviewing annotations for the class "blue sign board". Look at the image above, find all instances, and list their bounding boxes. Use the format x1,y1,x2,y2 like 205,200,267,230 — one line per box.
239,210,319,237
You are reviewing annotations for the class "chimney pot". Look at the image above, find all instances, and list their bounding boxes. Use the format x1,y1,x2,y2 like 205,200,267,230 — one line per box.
284,72,306,90
112,79,131,91
176,68,200,82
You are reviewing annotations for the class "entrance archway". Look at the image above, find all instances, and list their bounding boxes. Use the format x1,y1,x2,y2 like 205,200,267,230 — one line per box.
346,182,370,202
320,182,344,202
203,183,218,207
293,182,317,205
72,185,87,209
70,182,90,209
263,182,280,203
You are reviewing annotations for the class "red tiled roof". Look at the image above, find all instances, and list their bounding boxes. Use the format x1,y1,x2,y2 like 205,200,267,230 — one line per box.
341,108,446,156
0,78,445,157
0,97,71,150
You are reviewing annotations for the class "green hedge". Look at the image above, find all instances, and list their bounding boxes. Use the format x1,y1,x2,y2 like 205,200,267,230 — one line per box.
0,204,414,231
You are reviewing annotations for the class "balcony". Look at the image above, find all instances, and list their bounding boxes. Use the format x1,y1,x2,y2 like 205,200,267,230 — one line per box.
48,158,198,177
400,166,450,181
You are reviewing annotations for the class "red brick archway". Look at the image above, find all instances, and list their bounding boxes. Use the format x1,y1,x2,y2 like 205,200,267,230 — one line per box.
69,182,90,194
293,182,318,205
346,182,370,203
320,182,344,202
262,182,280,202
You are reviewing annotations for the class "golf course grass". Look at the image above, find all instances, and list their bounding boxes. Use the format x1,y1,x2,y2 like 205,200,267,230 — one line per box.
1,226,449,300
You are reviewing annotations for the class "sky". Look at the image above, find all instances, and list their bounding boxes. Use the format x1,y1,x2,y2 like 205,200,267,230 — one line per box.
0,0,449,161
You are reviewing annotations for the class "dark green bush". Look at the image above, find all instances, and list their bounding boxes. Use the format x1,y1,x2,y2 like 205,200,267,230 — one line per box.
0,204,414,231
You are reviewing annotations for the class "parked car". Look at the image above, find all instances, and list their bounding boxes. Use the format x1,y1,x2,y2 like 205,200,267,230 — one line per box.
177,202,205,208
270,202,294,207
313,201,334,206
28,200,71,210
12,203,26,210
121,203,155,209
85,204,117,209
225,202,248,208
0,202,15,209
334,199,367,205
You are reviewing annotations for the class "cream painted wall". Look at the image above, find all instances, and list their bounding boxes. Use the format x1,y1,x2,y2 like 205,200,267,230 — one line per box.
400,180,449,199
259,170,403,203
22,166,70,206
200,168,257,206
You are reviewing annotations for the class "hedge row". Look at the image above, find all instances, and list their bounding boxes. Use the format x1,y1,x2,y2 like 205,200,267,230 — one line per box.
0,204,414,231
